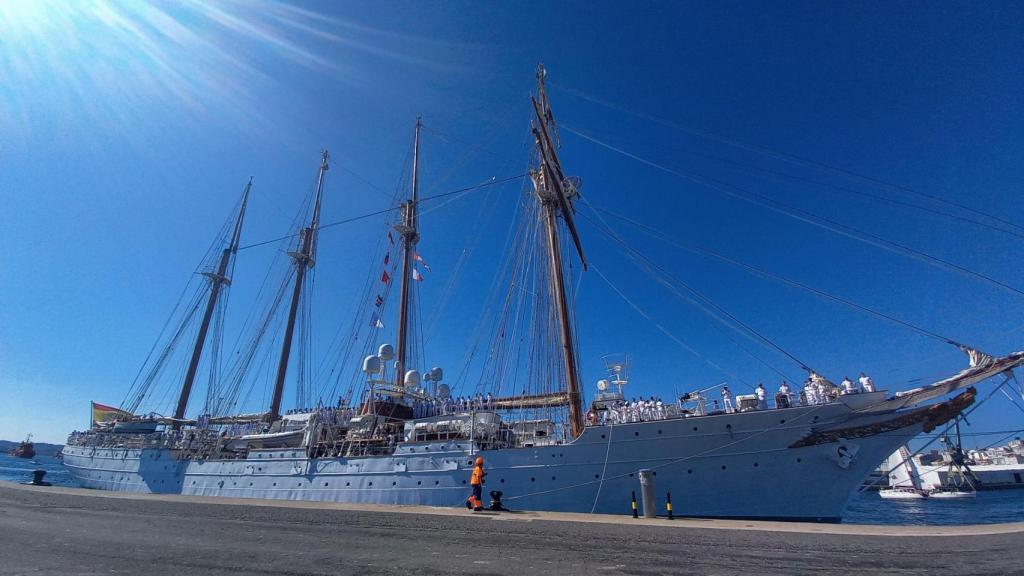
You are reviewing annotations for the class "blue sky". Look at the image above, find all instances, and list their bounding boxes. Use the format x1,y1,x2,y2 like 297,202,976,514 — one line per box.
1,1,1023,446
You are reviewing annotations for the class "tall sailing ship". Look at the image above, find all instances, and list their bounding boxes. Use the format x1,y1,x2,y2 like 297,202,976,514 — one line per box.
62,67,1024,522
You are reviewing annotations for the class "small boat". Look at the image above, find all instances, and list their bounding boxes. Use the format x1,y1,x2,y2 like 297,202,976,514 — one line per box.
9,434,35,459
878,487,928,500
928,489,975,499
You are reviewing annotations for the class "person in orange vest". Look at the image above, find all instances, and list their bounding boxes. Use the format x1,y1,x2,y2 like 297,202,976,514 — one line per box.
468,456,486,511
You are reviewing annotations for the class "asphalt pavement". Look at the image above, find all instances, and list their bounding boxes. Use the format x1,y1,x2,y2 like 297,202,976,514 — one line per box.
1,482,1021,575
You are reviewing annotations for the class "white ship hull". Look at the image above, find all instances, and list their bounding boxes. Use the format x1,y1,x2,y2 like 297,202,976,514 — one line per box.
64,403,926,522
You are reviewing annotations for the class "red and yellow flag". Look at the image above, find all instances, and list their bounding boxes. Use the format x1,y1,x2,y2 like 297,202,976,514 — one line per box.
91,402,133,427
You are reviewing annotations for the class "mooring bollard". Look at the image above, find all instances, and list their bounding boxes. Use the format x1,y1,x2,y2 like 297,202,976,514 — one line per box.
638,469,656,518
29,470,50,486
631,490,639,518
666,491,674,520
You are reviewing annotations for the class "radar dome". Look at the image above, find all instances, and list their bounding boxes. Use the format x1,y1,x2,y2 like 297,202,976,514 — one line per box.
362,355,382,375
597,379,609,391
437,383,451,399
404,369,421,388
430,367,444,382
378,343,395,361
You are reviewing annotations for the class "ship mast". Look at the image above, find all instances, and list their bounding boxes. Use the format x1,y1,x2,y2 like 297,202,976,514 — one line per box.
395,118,422,389
530,65,587,437
268,151,329,421
172,178,251,430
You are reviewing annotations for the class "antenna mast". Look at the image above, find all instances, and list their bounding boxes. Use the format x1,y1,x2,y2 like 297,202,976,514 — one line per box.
531,65,586,437
268,151,328,421
172,178,251,430
395,118,422,389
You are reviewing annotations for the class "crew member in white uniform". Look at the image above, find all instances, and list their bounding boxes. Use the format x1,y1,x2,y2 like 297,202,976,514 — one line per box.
804,380,818,405
859,372,875,392
755,383,767,410
778,381,791,408
841,376,857,395
721,386,734,413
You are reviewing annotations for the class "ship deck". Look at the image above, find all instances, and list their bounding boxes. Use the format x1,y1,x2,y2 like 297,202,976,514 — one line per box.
3,481,1022,575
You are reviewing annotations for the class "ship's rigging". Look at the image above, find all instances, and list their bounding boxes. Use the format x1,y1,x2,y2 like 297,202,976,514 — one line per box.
108,65,1023,446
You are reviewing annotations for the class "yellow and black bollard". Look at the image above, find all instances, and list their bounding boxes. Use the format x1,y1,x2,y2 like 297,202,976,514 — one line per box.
631,490,639,518
666,492,674,520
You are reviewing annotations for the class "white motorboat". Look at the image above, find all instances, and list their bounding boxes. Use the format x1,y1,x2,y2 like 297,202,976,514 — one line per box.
878,487,928,500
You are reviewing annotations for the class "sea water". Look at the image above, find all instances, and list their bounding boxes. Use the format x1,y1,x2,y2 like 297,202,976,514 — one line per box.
0,454,76,488
1,453,1020,524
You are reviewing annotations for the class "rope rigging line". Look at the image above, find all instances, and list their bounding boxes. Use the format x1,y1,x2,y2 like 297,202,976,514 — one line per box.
550,81,1024,238
561,125,1024,299
236,173,528,252
591,263,764,386
579,201,817,376
592,205,968,349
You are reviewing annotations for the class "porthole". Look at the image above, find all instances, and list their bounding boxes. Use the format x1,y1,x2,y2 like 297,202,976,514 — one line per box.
435,481,440,485
721,465,727,470
601,434,606,439
780,419,786,424
324,482,329,487
500,478,505,484
551,476,556,481
687,469,693,474
417,481,421,485
392,481,397,486
813,416,819,422
462,480,467,484
657,430,663,434
531,477,536,482
726,424,732,429
753,463,759,468
594,474,600,479
629,473,634,477
249,482,254,486
369,482,373,486
273,482,277,486
346,482,351,486
797,458,802,463
693,426,698,431
192,481,196,485
634,431,640,436
652,471,657,476
298,483,302,487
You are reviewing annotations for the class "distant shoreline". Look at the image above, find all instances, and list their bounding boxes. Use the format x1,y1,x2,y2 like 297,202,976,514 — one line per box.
0,440,64,457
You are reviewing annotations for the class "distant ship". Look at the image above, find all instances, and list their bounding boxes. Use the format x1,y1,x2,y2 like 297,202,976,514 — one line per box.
62,66,1024,522
10,434,35,459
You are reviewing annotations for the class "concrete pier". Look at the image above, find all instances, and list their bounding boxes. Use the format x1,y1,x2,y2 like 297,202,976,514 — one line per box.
1,482,1021,575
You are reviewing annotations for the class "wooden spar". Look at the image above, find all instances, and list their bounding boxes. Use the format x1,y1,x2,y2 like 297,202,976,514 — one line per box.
268,151,328,422
395,118,422,388
531,65,585,437
172,178,252,430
